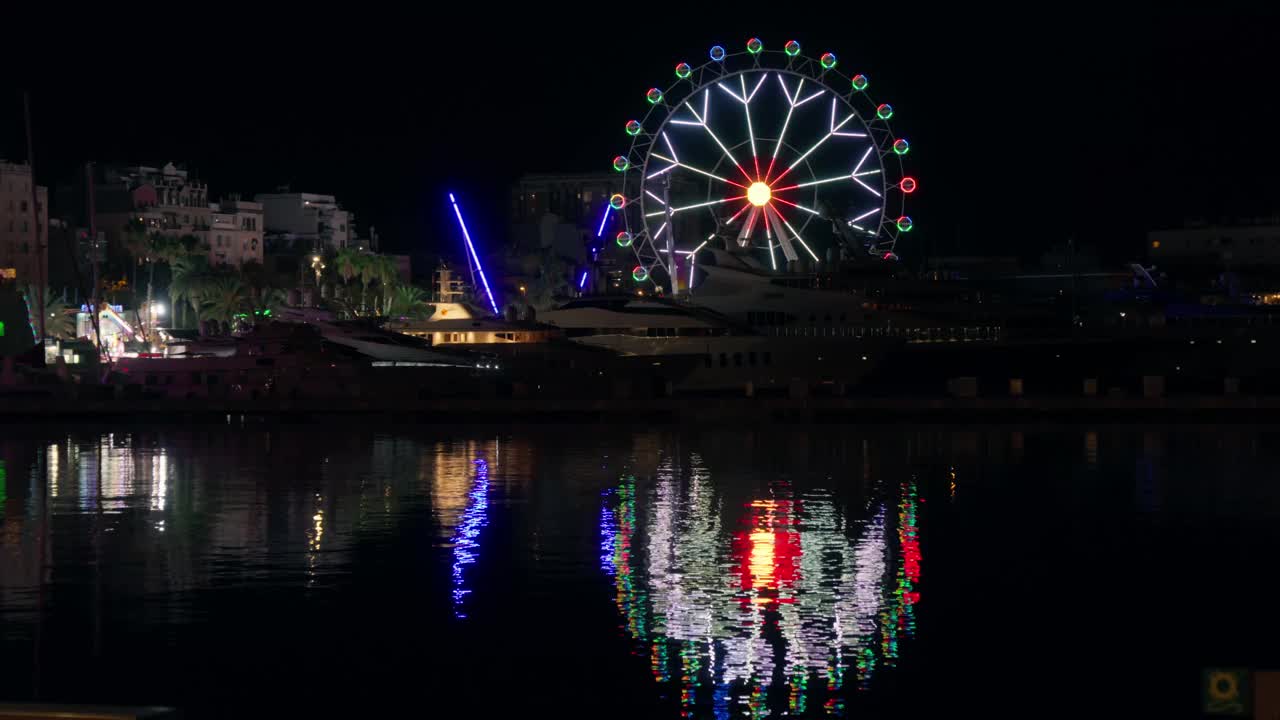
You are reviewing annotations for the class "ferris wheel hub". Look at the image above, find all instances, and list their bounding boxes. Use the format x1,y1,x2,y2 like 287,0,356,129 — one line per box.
746,182,772,207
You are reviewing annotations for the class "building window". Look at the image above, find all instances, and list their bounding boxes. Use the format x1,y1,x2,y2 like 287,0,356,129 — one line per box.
20,200,27,213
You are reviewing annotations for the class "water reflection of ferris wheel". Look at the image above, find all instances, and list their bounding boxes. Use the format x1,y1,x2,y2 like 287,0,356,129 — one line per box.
599,453,922,716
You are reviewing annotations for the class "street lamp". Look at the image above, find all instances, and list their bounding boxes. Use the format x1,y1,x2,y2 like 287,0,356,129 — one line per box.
311,255,325,286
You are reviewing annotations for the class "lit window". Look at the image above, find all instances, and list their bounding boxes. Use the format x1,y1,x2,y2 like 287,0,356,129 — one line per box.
1151,240,1160,249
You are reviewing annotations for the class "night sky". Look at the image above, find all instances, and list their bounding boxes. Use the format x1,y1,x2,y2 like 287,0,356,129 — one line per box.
2,11,1276,268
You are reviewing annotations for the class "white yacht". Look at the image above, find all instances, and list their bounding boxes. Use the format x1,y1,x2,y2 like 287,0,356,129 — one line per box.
540,257,900,393
273,307,478,367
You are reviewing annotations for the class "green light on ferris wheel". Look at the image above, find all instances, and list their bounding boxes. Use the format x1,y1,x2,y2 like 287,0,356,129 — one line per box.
893,138,911,155
613,156,629,172
784,40,801,57
851,74,869,91
820,52,837,69
616,231,633,248
675,62,692,79
896,216,914,232
747,37,763,54
625,120,642,136
877,103,894,120
646,88,664,104
632,266,649,282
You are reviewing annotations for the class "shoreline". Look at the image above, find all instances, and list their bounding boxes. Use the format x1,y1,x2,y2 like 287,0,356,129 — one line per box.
2,393,1278,423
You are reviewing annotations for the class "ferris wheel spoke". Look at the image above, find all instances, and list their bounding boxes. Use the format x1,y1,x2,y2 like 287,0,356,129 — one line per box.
764,203,797,263
650,152,747,189
675,89,752,183
769,195,822,216
764,216,778,270
740,75,760,179
725,202,752,225
771,100,858,186
767,75,804,182
675,88,756,184
701,125,754,184
644,195,745,218
661,132,680,163
644,189,666,206
852,145,875,175
852,176,883,198
738,205,761,247
772,173,850,192
646,164,677,180
848,207,880,225
770,205,819,263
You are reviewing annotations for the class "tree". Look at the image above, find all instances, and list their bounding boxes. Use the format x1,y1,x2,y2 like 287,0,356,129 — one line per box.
383,284,431,319
0,285,36,356
169,255,213,329
334,248,362,287
199,276,249,327
375,255,399,315
253,287,288,318
23,285,75,340
119,220,150,294
141,234,188,338
358,253,382,315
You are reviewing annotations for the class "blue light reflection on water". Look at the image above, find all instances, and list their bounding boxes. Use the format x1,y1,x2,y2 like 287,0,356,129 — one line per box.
450,457,490,619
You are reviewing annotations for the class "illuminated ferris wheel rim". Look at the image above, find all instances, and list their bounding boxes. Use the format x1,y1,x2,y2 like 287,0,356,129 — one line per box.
611,39,915,286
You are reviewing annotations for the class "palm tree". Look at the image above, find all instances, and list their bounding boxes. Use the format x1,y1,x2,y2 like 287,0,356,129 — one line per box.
169,255,212,329
358,254,382,315
119,220,150,292
370,255,397,316
334,248,362,288
384,284,432,319
199,276,249,327
140,234,187,337
22,285,76,340
253,287,288,318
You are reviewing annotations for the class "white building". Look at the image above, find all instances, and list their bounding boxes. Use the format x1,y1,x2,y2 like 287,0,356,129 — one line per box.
0,161,48,284
255,192,354,250
206,198,264,266
99,163,211,237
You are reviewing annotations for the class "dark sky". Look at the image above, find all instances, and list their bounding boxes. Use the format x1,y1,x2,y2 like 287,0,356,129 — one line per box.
3,11,1277,267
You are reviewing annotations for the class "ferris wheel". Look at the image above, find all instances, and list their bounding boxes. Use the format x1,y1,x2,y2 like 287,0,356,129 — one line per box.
611,38,915,291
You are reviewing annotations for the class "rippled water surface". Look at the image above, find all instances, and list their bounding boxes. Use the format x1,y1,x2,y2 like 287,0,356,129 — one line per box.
1,423,1278,717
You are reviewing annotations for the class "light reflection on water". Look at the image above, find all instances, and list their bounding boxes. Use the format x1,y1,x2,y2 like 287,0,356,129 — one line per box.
1,426,1278,718
600,453,922,718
